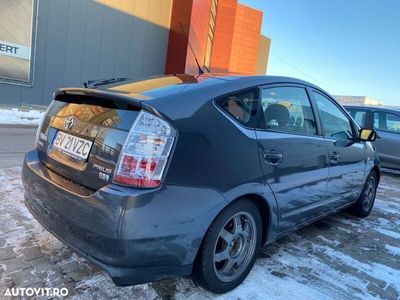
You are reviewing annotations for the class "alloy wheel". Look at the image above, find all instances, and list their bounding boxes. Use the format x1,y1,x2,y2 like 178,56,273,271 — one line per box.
362,176,376,211
213,212,257,282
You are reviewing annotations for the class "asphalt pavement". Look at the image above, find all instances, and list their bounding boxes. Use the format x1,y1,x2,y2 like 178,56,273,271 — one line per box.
0,125,37,168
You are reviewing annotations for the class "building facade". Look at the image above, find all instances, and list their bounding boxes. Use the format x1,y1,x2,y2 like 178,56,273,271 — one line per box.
0,0,270,106
165,0,270,75
334,95,384,106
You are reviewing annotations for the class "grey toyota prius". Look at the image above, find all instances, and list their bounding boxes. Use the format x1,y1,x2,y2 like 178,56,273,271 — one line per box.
22,74,380,293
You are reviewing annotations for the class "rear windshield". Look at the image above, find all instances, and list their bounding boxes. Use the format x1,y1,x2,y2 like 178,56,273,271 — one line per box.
50,100,139,131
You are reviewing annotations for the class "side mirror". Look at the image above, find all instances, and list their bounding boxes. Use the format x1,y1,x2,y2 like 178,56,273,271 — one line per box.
359,128,377,142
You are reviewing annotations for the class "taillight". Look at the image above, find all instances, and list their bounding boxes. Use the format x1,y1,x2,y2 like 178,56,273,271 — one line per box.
114,111,176,188
34,100,54,148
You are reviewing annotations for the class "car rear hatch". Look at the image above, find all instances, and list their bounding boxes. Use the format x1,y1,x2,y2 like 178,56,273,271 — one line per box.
36,88,145,191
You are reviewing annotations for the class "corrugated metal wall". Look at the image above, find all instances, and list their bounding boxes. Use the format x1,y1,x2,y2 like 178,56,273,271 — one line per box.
0,0,172,106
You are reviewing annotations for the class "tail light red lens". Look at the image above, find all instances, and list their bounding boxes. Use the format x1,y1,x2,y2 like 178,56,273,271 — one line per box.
34,100,54,148
114,111,176,188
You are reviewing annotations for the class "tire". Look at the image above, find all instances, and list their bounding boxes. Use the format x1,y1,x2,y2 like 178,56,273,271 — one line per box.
350,171,378,218
193,199,263,294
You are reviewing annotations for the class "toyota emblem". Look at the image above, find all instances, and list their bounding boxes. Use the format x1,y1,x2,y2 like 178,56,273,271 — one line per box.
64,116,75,130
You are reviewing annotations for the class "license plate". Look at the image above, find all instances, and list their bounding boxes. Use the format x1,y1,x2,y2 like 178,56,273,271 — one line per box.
52,131,93,160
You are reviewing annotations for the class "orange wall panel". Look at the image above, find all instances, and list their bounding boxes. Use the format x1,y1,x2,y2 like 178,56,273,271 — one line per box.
256,35,271,74
210,0,237,72
166,0,265,76
229,4,262,74
186,0,212,74
165,0,193,74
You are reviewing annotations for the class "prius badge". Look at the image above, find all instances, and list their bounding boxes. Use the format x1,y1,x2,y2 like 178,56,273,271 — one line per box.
64,116,75,130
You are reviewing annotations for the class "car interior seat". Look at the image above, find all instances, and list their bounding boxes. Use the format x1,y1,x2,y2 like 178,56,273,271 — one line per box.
264,104,290,129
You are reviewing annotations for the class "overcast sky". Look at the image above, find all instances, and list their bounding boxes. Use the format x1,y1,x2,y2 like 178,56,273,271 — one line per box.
241,0,400,105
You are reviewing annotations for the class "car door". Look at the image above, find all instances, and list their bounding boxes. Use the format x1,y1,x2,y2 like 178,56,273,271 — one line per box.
311,90,366,206
255,85,329,230
373,110,400,169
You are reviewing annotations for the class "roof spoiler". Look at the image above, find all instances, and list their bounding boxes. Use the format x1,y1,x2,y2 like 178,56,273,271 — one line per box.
53,88,143,110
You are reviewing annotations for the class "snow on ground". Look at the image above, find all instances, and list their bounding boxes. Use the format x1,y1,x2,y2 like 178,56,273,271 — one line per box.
0,168,399,299
0,107,44,125
385,244,400,256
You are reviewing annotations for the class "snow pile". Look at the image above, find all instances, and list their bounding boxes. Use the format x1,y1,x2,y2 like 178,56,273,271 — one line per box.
385,244,400,256
0,107,44,125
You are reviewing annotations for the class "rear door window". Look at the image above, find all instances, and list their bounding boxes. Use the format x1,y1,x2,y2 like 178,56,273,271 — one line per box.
374,112,400,133
259,86,317,135
387,113,400,133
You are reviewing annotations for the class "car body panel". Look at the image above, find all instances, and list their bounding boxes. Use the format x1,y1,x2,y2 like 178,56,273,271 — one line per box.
255,130,330,230
306,94,368,208
324,139,366,204
374,130,400,168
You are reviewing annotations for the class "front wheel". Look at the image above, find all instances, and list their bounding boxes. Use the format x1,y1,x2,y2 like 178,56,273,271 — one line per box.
350,171,378,218
193,199,262,294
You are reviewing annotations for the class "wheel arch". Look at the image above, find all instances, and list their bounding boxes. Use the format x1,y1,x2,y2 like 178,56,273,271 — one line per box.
192,192,273,278
238,193,271,245
371,165,381,184
198,192,273,256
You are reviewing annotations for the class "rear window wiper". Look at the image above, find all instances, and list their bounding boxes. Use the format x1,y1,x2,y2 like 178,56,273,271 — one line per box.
83,78,128,88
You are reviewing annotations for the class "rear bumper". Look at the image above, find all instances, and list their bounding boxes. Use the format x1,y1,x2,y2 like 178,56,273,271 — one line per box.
26,200,191,285
22,149,227,285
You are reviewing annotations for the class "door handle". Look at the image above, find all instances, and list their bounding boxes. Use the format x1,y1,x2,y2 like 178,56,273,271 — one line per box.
263,149,283,165
330,151,340,164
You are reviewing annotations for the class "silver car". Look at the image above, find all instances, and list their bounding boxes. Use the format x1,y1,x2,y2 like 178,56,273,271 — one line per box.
346,105,400,170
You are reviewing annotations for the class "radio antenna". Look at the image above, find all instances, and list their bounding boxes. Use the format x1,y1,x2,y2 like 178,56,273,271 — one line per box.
179,22,208,74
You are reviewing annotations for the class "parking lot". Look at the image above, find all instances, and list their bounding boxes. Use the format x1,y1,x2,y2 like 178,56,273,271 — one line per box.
0,165,399,299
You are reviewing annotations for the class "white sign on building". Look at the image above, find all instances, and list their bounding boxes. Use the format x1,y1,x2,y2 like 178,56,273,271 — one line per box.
0,0,36,84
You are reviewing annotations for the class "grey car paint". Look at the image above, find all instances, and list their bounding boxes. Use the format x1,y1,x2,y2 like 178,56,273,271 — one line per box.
22,74,380,286
346,105,400,170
